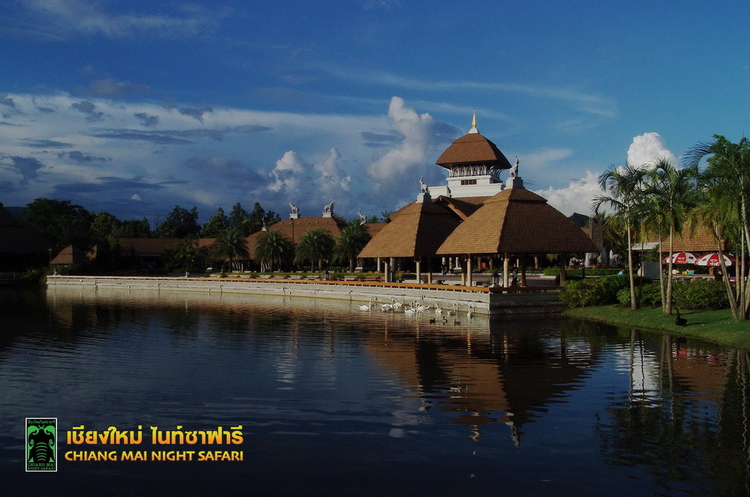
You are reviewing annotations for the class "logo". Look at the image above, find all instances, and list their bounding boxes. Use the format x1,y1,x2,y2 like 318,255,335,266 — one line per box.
26,418,57,472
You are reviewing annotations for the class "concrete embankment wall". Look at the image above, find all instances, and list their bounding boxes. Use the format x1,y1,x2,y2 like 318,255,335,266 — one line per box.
46,276,563,315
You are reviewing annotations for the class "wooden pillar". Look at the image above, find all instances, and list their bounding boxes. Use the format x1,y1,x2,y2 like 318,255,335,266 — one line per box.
427,257,433,284
559,253,567,284
384,260,390,283
415,258,422,284
466,254,473,287
520,254,527,287
503,253,510,288
390,257,396,282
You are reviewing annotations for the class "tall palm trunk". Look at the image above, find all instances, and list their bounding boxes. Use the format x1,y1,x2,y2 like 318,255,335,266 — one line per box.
665,226,675,315
627,222,638,310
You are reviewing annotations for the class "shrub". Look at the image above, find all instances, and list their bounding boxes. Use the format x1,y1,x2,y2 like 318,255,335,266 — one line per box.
559,275,632,308
674,280,729,310
617,280,729,310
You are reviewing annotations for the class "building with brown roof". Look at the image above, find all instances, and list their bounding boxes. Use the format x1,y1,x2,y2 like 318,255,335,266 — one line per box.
358,116,598,285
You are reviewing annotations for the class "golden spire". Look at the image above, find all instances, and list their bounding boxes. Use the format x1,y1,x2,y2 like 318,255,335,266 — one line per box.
469,109,479,134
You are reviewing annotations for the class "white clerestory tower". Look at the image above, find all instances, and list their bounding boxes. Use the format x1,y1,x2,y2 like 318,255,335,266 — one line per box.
428,112,516,198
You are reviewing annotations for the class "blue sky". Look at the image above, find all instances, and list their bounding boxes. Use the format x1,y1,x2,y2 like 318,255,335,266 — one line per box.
1,0,748,224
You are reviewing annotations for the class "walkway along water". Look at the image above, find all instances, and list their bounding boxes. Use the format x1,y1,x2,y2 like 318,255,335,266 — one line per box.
46,275,564,316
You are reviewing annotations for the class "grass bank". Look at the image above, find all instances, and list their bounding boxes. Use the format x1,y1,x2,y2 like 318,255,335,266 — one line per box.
564,305,750,350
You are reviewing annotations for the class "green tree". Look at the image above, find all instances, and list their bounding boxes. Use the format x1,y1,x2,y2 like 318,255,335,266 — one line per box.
334,220,372,272
255,230,293,272
294,228,335,271
228,202,251,236
156,205,200,239
211,229,249,272
200,207,230,238
643,159,699,315
161,235,208,273
686,135,750,320
594,164,647,310
19,198,95,252
117,218,151,238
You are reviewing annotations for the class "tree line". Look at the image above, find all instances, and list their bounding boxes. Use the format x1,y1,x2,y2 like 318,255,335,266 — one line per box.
595,135,750,321
17,198,373,275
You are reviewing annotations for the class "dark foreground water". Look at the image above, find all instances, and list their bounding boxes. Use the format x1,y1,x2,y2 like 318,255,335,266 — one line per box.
2,286,750,496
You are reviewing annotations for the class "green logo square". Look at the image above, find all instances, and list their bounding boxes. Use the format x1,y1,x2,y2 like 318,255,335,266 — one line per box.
26,418,57,472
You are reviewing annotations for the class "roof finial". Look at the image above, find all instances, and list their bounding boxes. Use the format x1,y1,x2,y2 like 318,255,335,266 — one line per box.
469,109,479,134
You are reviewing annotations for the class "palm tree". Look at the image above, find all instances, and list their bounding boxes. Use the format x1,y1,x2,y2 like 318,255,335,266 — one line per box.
294,228,335,272
686,135,750,320
255,230,293,272
334,220,372,273
211,228,249,273
594,164,647,310
643,159,699,315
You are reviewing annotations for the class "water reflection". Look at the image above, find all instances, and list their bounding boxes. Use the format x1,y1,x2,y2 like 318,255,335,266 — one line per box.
1,286,750,495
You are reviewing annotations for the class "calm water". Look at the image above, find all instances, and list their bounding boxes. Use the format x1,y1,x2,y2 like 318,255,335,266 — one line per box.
2,286,750,496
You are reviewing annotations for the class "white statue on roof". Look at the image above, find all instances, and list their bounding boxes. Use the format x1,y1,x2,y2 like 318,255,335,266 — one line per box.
510,156,519,178
419,176,429,194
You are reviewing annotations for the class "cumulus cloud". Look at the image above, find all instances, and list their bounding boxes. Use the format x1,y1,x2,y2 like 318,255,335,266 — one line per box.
314,148,351,196
268,151,310,195
178,106,213,123
367,97,435,182
534,171,601,217
627,132,677,168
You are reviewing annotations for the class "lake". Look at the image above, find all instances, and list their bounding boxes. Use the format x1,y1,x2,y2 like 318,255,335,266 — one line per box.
1,286,749,496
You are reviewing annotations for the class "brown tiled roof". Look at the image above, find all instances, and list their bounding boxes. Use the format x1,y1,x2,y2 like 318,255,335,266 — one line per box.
358,199,462,258
0,205,49,254
437,188,598,255
243,216,346,261
435,132,513,169
51,245,92,265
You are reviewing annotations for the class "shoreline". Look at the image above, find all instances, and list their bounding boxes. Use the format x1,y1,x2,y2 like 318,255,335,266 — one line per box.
564,305,750,351
46,275,564,316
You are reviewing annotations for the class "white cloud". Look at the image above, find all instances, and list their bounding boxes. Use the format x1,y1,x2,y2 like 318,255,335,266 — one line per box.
534,171,601,217
627,132,677,168
268,151,310,195
315,148,351,193
366,97,435,183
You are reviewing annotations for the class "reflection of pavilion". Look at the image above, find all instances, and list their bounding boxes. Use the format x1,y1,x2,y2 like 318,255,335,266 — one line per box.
365,321,600,446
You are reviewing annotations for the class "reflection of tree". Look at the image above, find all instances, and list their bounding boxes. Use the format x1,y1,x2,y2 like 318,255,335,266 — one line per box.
596,330,750,494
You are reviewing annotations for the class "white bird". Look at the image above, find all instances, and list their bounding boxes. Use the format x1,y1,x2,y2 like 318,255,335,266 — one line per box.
359,303,371,311
467,305,474,319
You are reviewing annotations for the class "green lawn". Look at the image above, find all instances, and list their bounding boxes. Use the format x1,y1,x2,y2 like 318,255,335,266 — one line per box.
564,305,750,350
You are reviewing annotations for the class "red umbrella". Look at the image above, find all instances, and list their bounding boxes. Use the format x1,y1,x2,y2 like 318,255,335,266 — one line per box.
662,252,697,264
695,253,735,267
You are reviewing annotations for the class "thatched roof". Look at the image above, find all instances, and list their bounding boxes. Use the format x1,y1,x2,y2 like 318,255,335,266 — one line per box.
435,131,512,169
647,223,727,253
0,204,48,255
437,188,598,255
434,196,486,220
358,199,462,258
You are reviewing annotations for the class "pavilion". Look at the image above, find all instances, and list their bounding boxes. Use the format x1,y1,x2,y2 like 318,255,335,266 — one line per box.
358,115,598,285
